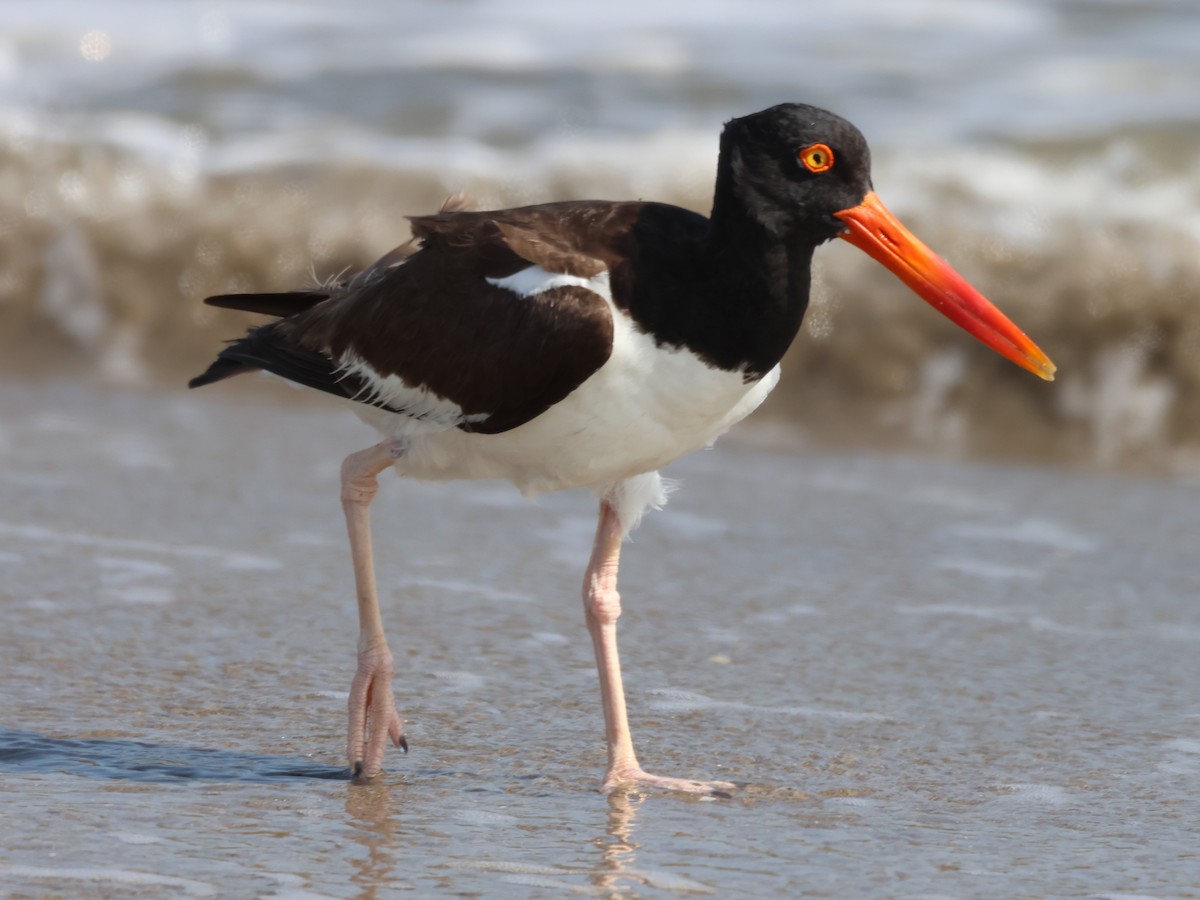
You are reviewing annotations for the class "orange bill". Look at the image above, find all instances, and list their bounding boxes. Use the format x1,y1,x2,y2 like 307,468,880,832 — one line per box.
834,191,1055,381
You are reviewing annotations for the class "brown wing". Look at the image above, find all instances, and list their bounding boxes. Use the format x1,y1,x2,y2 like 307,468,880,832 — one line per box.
194,201,640,434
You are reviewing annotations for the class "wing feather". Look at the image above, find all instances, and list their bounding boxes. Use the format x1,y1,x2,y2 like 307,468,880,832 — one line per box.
191,198,635,434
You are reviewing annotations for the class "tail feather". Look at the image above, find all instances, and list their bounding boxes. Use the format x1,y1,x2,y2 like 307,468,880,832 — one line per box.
191,192,477,394
192,291,334,388
188,323,351,403
203,290,329,318
188,355,256,389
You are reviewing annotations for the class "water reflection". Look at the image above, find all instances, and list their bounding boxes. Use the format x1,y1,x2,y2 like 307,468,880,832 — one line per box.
587,790,719,895
591,790,643,896
344,779,403,898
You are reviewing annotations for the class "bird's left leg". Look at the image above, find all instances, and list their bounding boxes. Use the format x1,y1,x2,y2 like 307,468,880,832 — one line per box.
584,500,736,796
341,439,407,778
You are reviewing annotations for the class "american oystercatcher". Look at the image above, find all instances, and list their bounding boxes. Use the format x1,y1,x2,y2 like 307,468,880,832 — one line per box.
190,103,1055,795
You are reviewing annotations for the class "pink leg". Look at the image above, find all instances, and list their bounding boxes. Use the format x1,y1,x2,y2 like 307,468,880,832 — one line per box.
584,501,736,795
341,441,407,778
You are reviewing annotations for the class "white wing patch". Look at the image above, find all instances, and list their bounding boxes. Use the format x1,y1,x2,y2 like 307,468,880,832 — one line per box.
487,266,609,298
334,265,610,431
336,351,489,428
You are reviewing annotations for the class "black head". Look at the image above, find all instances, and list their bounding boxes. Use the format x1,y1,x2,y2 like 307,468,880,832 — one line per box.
715,102,873,243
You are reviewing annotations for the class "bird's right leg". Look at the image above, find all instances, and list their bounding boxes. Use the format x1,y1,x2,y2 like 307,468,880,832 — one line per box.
341,439,407,778
584,500,736,796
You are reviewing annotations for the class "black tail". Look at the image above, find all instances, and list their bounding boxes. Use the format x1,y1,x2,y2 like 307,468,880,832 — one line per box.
188,354,256,388
203,290,329,318
189,289,334,389
188,322,354,404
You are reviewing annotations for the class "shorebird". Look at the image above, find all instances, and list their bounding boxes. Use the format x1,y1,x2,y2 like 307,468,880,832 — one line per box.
190,102,1054,795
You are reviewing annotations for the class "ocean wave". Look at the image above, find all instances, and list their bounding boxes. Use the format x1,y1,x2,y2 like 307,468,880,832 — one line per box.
3,118,1198,473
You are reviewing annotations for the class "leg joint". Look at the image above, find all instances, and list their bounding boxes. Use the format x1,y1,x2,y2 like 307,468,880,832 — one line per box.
586,582,622,626
341,474,380,506
341,442,401,506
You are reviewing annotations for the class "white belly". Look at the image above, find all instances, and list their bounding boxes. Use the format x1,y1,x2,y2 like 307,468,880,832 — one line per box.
344,266,781,496
355,311,778,496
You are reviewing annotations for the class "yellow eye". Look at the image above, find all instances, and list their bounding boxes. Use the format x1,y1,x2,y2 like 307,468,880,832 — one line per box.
798,143,834,174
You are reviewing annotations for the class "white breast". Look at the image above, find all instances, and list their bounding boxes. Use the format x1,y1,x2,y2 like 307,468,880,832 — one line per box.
374,266,780,497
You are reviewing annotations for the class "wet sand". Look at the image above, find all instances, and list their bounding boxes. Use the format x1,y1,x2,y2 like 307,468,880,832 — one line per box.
2,376,1198,897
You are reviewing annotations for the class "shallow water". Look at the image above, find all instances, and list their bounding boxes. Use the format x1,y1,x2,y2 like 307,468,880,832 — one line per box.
2,377,1198,896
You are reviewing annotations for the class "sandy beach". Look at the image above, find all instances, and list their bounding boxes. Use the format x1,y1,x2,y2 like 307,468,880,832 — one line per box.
2,377,1197,896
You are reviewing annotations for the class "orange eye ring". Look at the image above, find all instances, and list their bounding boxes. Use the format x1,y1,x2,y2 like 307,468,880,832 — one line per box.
798,143,834,174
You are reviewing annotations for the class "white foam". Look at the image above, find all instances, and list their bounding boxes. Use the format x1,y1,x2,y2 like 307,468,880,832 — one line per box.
626,868,716,894
112,831,166,845
100,432,172,470
399,576,530,604
1027,616,1111,638
1058,341,1176,467
935,557,1042,580
95,556,177,580
900,347,968,452
529,631,570,645
902,484,1004,514
28,412,93,435
38,226,106,349
947,519,1097,554
429,670,486,691
996,783,1070,805
824,796,877,809
643,688,718,711
104,585,176,605
897,603,1013,620
282,531,338,547
748,603,824,624
644,688,887,721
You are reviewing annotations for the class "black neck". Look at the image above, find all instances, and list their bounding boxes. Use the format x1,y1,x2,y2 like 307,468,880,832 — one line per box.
613,152,816,379
699,222,815,378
